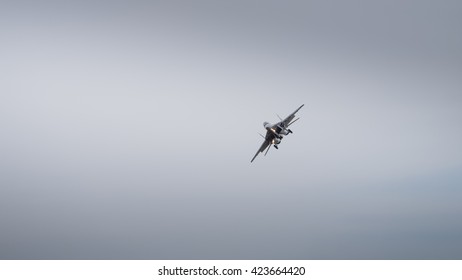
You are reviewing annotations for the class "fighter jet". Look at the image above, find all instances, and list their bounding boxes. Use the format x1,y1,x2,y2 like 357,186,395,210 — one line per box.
251,104,304,163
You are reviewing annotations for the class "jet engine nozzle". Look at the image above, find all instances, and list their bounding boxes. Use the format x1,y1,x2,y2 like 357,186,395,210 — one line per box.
272,138,281,145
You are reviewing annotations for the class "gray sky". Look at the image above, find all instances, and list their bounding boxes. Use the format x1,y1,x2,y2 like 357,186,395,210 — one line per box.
1,0,462,259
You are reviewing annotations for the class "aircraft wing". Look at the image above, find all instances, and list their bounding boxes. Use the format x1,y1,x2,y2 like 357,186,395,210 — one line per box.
280,104,304,128
250,132,273,162
251,139,270,163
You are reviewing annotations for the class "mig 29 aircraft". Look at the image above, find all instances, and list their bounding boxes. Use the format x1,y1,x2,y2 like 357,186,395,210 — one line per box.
251,104,304,163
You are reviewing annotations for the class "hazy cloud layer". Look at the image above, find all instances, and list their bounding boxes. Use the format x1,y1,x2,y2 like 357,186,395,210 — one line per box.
1,1,461,259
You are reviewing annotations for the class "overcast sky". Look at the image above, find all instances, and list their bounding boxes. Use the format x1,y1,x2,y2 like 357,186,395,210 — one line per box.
1,0,462,259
